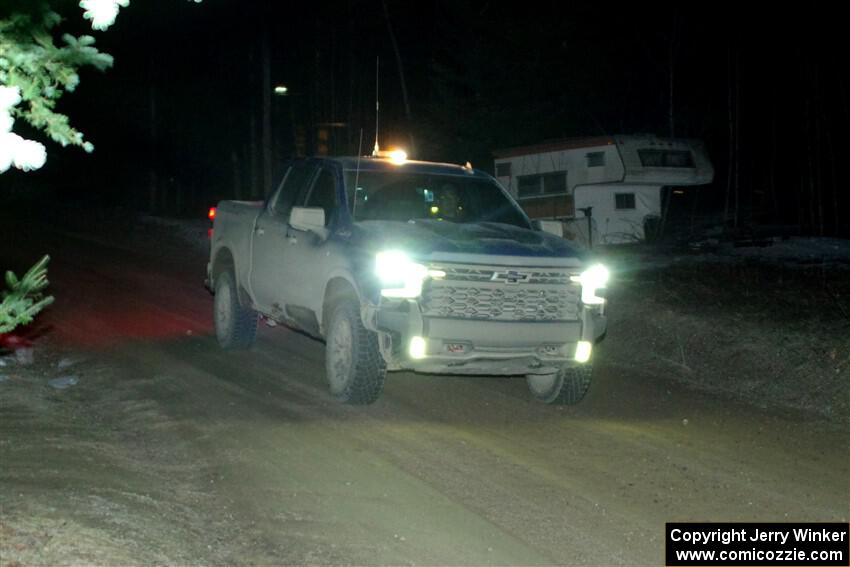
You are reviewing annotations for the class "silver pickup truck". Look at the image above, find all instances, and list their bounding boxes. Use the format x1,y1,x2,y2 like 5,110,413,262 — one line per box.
207,155,608,405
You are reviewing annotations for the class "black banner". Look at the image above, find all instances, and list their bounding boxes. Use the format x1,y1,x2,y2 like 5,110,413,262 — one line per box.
666,523,849,566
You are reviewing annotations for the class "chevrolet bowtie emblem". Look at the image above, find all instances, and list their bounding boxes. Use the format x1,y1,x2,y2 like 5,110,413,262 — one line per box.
491,270,531,284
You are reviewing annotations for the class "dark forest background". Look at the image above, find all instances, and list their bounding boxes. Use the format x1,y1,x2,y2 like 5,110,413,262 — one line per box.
3,1,848,237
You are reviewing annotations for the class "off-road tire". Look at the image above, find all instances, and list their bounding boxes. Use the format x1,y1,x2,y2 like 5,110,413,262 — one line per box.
526,364,593,405
214,270,258,349
325,298,386,404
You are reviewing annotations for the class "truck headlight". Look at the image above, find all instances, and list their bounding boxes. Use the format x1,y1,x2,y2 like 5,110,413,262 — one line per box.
571,264,609,305
375,250,428,298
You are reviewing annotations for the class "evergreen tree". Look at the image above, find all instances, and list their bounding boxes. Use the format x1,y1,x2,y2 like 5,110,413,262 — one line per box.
0,1,117,172
2,1,201,172
0,255,53,334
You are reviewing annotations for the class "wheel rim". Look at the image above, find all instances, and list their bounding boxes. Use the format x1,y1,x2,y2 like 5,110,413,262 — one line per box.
215,279,231,341
527,372,560,399
329,313,353,392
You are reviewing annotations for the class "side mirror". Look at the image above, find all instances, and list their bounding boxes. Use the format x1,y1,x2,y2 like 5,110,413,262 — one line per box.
289,206,326,234
533,219,563,238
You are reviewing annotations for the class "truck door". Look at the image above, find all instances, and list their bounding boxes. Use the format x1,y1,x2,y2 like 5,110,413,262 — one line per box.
249,162,317,315
281,165,340,321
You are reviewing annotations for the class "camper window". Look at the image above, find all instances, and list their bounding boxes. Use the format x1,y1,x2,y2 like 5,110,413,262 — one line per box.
638,149,695,168
587,152,605,167
517,171,568,197
496,162,512,177
615,193,636,210
543,171,567,194
517,174,542,197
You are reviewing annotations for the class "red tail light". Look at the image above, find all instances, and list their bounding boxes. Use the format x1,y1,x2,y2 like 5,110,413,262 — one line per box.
208,206,216,221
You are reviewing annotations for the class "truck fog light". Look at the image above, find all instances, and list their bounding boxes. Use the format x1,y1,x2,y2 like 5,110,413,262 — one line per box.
574,341,592,363
409,336,427,359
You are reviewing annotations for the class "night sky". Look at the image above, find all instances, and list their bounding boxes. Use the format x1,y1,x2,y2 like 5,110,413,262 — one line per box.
4,1,848,236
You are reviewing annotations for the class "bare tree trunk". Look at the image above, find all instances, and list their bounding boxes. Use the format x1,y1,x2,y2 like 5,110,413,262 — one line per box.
659,187,672,238
804,86,817,233
381,0,415,153
160,175,169,215
840,75,850,133
290,98,300,158
733,51,741,229
838,76,850,234
825,120,838,236
689,187,700,234
795,49,806,230
823,82,839,235
668,52,675,138
261,4,273,197
313,16,322,155
329,24,337,154
724,45,734,226
768,95,778,219
347,0,356,153
231,150,243,200
247,35,259,198
667,9,678,139
250,114,259,199
813,65,824,235
148,57,158,214
175,179,184,214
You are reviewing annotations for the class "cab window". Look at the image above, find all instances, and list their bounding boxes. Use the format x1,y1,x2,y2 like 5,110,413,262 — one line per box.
272,163,316,217
304,168,338,226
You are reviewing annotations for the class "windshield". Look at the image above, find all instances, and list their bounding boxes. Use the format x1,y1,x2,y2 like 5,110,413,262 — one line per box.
343,170,530,228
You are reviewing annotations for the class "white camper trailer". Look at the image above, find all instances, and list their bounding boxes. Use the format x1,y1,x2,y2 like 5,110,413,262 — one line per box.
493,135,714,244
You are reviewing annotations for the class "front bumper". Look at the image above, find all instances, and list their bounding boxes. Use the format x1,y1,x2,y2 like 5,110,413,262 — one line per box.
368,300,607,375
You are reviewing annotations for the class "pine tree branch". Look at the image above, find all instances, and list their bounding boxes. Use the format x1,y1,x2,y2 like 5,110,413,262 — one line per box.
0,255,54,334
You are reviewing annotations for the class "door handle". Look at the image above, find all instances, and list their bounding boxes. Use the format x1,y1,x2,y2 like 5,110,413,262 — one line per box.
287,235,298,245
255,227,265,236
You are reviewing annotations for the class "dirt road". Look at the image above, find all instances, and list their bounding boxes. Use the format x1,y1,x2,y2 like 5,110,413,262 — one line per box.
1,221,847,566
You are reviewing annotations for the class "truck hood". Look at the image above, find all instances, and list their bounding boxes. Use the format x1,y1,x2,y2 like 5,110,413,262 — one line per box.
353,219,585,260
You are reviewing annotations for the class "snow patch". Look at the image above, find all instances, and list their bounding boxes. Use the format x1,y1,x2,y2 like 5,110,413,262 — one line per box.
731,237,850,264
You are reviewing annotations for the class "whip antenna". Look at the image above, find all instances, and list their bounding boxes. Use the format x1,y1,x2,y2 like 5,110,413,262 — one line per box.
372,56,380,156
353,128,364,219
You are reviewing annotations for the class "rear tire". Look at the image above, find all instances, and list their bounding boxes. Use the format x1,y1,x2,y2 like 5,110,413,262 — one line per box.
214,270,258,349
526,364,592,405
325,298,386,404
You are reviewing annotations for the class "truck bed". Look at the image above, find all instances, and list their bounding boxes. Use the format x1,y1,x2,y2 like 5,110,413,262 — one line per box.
210,200,265,287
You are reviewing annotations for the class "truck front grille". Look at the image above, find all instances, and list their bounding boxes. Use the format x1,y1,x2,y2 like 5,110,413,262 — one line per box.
421,263,581,321
434,265,573,286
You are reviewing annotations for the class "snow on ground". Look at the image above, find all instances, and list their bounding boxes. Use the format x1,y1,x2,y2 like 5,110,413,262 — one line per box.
604,236,850,278
730,236,850,264
597,238,850,422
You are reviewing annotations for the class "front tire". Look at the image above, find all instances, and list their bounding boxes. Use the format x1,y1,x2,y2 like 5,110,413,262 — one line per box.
214,271,258,349
526,364,593,405
325,298,386,404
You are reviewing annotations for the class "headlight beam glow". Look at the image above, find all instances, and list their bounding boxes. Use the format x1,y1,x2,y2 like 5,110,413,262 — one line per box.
375,250,428,298
571,264,609,305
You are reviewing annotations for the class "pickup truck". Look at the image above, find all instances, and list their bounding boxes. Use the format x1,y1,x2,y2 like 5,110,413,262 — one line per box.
207,155,608,405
